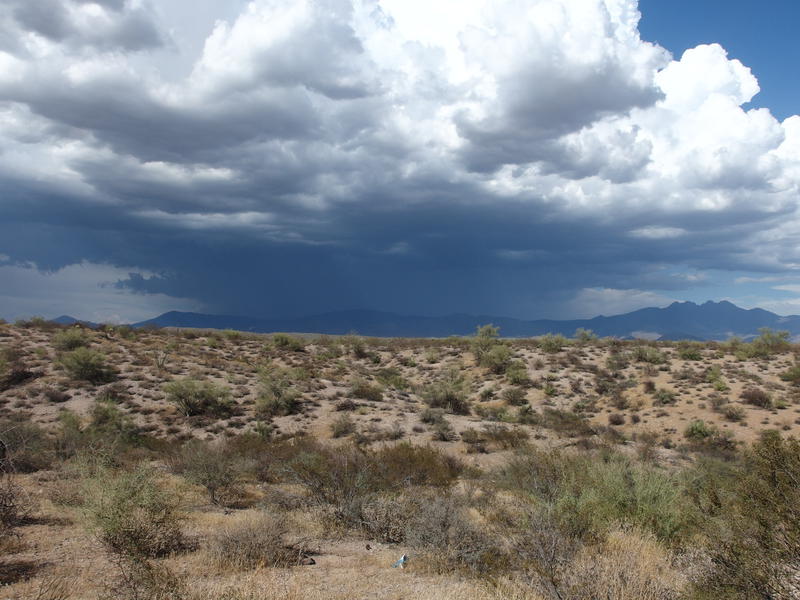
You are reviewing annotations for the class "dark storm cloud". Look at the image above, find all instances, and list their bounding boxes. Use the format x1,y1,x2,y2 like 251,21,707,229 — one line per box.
0,0,798,321
4,0,165,53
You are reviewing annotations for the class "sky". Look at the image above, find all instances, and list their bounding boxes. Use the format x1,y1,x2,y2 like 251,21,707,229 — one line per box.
0,0,799,323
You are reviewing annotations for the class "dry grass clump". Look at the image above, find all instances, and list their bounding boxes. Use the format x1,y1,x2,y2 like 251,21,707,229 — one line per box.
564,529,683,599
740,387,772,408
208,513,310,570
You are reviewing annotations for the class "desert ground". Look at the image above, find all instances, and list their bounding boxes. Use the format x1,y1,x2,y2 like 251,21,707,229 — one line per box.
0,319,798,599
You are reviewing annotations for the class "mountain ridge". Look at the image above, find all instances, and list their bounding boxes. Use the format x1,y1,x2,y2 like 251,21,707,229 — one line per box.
56,300,796,341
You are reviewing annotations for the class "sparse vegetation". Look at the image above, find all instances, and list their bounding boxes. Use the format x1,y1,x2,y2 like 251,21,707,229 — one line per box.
1,322,800,598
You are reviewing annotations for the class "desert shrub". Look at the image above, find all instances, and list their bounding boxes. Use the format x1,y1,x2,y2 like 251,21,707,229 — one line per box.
540,408,594,437
481,423,529,449
608,413,625,426
431,419,457,441
481,345,513,374
684,420,714,442
59,347,114,384
53,328,91,351
101,556,186,600
461,428,488,453
90,401,140,445
740,387,772,408
373,443,462,487
736,328,791,360
678,343,703,361
164,378,233,418
694,431,800,599
779,363,800,385
471,324,500,363
255,366,301,417
404,494,508,576
172,440,242,505
501,386,527,406
722,405,745,422
498,448,695,543
539,333,568,354
330,414,356,438
0,419,54,472
283,444,381,526
374,367,409,390
271,333,305,352
209,513,307,570
574,328,598,343
0,473,31,542
564,529,683,600
419,407,446,425
630,345,667,364
84,466,184,558
505,360,531,385
422,368,471,415
653,388,677,405
350,379,383,402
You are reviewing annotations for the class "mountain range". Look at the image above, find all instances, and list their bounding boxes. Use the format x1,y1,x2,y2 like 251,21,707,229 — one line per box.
53,300,794,341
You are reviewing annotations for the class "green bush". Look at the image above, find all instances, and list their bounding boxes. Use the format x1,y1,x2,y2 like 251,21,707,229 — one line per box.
422,368,471,415
779,363,800,385
84,466,184,558
501,386,528,406
505,360,530,385
630,345,666,364
685,420,714,441
271,333,306,352
481,345,512,374
59,347,114,384
499,448,696,543
350,379,383,402
53,328,91,351
255,366,301,417
694,432,800,599
539,333,568,354
471,324,500,364
163,378,233,417
653,388,677,405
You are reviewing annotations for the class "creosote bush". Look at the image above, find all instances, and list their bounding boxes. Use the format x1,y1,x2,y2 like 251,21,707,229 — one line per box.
171,440,242,505
84,466,184,558
59,347,114,384
53,328,91,351
423,367,471,415
255,365,301,417
164,378,233,418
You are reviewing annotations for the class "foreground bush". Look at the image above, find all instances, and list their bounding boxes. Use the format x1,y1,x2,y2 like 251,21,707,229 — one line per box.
498,447,696,543
694,431,800,599
164,378,233,418
209,513,310,570
84,466,184,558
